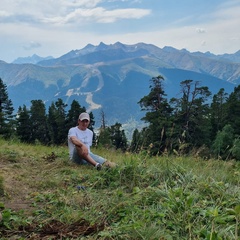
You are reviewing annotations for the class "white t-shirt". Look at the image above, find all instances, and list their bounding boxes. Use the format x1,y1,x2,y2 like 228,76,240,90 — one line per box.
68,126,93,159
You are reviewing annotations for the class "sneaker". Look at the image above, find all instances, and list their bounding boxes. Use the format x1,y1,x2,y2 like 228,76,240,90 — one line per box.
103,161,117,168
95,163,102,170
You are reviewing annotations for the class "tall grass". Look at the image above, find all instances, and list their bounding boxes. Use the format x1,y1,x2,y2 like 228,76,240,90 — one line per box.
0,138,239,239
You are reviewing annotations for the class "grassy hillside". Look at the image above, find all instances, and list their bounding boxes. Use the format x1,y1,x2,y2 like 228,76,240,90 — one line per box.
0,138,239,239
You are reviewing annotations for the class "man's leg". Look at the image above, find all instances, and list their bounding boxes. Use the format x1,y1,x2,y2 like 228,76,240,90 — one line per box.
90,152,117,168
75,146,98,166
75,147,104,170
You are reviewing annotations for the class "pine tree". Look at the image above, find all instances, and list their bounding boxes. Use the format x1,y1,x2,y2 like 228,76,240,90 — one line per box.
97,127,112,148
66,100,86,130
170,80,211,152
130,128,142,153
138,75,173,155
225,85,240,136
0,78,14,138
16,105,32,142
209,88,228,141
97,122,128,151
109,122,128,151
47,99,67,144
30,100,49,144
66,100,96,143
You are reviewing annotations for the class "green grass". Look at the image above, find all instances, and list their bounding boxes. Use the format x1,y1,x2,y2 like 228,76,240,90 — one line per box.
0,138,239,239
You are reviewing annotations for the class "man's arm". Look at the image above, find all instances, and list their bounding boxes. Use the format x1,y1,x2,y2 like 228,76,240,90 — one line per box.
70,136,83,147
70,136,89,157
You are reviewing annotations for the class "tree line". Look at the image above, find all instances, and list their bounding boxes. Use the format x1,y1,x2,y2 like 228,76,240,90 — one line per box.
1,76,240,161
0,78,128,151
130,76,240,160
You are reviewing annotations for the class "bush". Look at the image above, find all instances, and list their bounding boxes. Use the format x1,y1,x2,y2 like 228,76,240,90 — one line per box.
212,124,234,160
231,138,240,161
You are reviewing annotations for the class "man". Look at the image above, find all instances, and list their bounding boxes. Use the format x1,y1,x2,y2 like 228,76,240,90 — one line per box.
68,112,113,170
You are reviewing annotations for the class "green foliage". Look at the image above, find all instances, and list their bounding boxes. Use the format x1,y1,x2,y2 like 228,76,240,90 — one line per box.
136,77,215,156
65,100,86,130
170,80,212,151
16,105,32,143
2,74,240,161
210,88,228,141
0,78,15,139
129,128,142,153
30,99,50,144
98,122,128,151
138,75,173,155
225,85,240,136
47,98,68,144
0,139,239,239
97,127,112,147
133,76,240,160
212,124,234,160
231,138,240,160
109,122,128,151
0,208,30,230
15,98,88,145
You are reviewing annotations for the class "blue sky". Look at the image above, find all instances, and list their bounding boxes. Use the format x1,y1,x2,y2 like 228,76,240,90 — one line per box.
0,0,239,63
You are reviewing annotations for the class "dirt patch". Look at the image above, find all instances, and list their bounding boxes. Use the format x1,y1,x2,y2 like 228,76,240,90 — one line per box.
1,218,105,239
0,157,40,213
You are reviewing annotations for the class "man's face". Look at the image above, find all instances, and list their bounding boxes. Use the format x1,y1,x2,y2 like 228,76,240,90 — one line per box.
78,119,89,130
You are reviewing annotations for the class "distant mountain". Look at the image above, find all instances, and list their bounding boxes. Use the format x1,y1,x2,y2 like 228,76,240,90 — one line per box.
12,54,53,64
164,47,240,63
38,43,240,84
1,42,240,130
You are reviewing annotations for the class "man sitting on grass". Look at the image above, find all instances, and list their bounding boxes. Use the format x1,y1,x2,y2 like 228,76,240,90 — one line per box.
68,112,115,170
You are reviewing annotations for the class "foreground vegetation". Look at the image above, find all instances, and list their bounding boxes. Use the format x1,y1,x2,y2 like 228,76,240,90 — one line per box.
0,139,239,239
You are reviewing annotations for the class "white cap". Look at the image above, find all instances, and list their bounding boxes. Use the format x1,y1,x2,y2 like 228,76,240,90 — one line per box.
79,112,90,121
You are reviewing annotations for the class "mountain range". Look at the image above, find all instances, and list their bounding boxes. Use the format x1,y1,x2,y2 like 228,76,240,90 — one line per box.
1,42,240,131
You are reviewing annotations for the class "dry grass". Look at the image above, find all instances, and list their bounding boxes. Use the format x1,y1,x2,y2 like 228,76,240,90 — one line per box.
0,139,122,213
0,138,239,239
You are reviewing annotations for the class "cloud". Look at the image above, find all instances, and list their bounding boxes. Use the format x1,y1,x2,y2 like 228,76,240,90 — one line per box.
23,41,42,50
0,10,10,18
61,0,102,8
0,0,239,63
0,0,150,26
41,7,150,25
196,28,206,34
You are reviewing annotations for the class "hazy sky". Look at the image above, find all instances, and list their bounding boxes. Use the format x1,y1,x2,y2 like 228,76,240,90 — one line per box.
0,0,240,63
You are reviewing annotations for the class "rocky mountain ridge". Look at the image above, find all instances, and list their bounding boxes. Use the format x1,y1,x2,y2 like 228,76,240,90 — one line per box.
0,42,239,128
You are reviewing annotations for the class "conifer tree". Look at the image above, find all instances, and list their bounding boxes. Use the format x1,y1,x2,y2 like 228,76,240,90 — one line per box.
16,105,32,142
209,88,228,141
97,121,127,151
66,100,86,130
48,99,67,144
138,75,173,155
130,128,142,153
225,85,240,136
170,80,211,152
66,100,96,143
0,78,14,138
30,100,49,144
97,127,112,148
109,122,128,151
